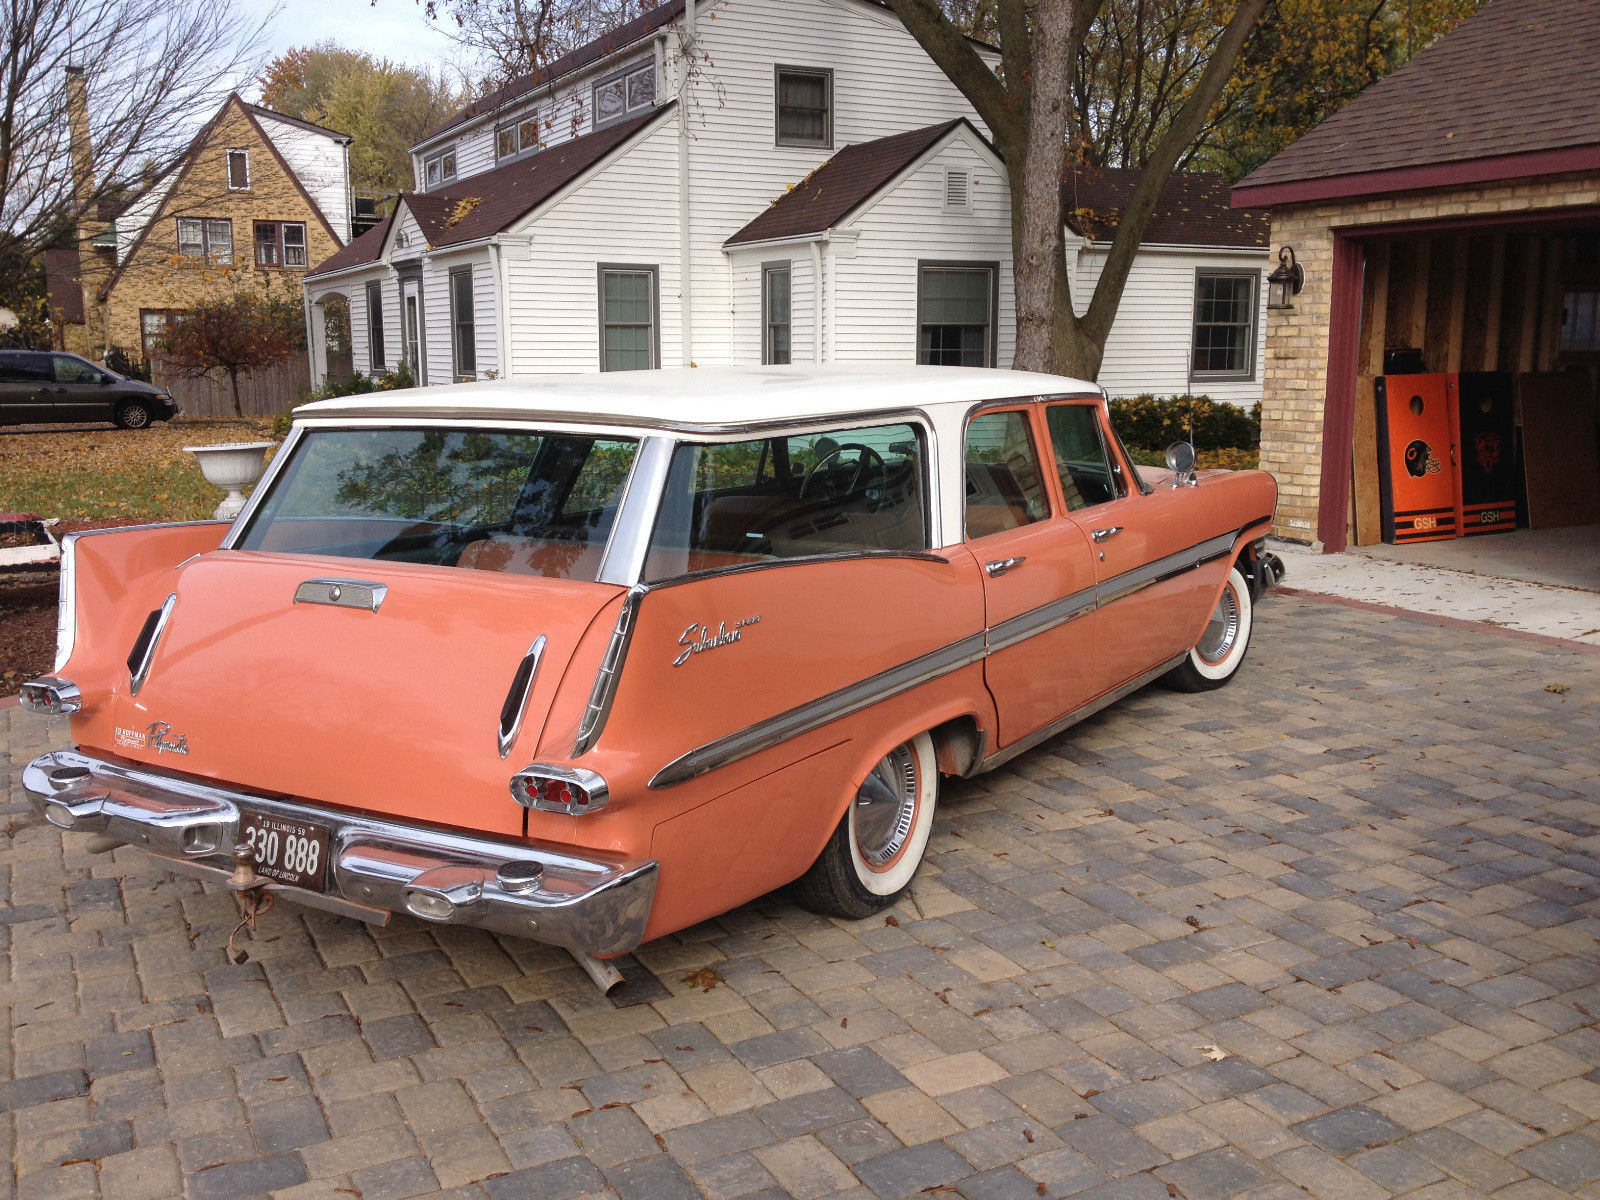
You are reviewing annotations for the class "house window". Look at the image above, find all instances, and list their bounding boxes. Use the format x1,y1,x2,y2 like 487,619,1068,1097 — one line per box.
599,266,658,372
366,281,386,371
227,149,250,190
176,217,233,264
1191,270,1258,378
1561,290,1600,353
139,309,182,360
593,62,655,130
424,147,457,188
450,266,476,379
776,67,832,148
763,263,791,365
917,263,995,367
496,115,544,161
255,222,308,267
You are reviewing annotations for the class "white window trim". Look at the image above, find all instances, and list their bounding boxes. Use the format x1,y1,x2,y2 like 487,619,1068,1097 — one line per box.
176,216,234,265
226,149,251,191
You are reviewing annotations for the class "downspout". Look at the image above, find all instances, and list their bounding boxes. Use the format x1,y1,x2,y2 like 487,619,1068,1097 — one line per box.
489,235,514,378
301,281,317,385
810,240,824,364
677,0,695,366
342,142,353,243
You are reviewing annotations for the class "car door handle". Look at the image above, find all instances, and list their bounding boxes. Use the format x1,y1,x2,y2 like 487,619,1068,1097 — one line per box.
985,556,1025,577
1090,526,1123,542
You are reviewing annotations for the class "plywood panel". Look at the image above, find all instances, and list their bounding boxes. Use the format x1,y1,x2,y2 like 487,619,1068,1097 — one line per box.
1445,239,1469,374
1352,374,1382,546
1519,371,1600,528
1423,238,1457,370
1360,242,1391,377
1386,240,1431,355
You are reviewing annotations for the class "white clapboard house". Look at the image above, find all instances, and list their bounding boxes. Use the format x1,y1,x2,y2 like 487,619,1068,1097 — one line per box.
301,0,1268,401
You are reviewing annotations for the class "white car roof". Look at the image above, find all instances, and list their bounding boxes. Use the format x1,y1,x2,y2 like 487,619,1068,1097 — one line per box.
295,364,1101,432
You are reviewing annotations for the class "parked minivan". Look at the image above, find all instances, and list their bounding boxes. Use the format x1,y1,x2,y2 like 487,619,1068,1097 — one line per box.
0,351,178,429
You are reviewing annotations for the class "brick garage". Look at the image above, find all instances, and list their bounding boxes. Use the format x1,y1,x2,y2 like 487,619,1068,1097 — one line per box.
1233,0,1600,554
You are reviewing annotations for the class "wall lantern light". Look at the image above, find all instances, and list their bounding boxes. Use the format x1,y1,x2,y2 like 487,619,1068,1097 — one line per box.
1266,245,1305,310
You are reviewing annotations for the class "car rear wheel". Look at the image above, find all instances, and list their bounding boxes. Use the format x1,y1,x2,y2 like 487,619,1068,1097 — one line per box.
1163,565,1254,692
114,401,152,430
795,731,937,919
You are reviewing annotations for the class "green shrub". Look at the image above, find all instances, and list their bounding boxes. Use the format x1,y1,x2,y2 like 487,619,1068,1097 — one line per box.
1109,394,1260,452
306,362,418,402
1125,445,1259,471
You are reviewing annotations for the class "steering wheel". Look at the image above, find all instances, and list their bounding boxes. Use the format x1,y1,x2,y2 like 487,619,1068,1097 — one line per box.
799,442,888,501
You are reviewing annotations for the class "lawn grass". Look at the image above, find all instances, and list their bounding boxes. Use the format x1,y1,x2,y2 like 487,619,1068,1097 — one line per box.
0,418,279,523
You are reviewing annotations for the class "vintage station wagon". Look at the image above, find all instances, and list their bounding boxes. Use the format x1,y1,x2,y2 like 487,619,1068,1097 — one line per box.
22,366,1282,986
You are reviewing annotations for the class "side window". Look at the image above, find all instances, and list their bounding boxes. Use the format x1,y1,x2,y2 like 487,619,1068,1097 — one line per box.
964,411,1049,538
1045,404,1119,509
0,352,50,382
53,355,103,384
645,423,927,580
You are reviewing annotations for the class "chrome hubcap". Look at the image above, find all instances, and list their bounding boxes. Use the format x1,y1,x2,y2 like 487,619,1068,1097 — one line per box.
1196,586,1240,664
853,745,919,868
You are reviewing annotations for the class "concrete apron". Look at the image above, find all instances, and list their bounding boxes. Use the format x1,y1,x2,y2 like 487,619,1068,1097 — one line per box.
1273,539,1600,647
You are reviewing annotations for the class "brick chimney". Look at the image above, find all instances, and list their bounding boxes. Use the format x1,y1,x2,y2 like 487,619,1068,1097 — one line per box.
66,65,94,209
63,65,107,354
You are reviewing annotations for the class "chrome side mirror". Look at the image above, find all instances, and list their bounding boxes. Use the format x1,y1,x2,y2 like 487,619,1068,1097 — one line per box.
1165,441,1198,487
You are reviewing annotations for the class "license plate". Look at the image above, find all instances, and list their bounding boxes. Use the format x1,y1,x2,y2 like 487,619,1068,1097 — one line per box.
239,813,331,892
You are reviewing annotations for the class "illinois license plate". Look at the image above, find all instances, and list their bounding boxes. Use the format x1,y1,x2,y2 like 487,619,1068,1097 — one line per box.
239,813,331,892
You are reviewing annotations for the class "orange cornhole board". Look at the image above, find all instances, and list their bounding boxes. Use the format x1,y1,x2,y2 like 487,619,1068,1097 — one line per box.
1375,374,1458,543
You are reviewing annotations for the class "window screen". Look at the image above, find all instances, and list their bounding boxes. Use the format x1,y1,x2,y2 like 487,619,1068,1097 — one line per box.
451,267,476,378
1192,272,1256,376
776,69,831,146
600,268,656,371
919,266,993,367
964,411,1048,537
764,265,791,365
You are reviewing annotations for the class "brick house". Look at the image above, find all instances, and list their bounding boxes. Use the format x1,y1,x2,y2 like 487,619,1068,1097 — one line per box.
56,85,351,367
1234,0,1600,551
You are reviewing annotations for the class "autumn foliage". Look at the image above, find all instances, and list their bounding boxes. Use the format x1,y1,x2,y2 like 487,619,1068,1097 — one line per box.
158,288,306,418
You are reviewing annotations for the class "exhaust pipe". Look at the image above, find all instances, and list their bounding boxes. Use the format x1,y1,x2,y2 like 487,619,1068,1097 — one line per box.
570,949,625,994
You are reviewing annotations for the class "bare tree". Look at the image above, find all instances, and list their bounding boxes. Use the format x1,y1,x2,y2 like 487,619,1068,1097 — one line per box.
422,0,664,89
885,0,1269,377
0,0,272,289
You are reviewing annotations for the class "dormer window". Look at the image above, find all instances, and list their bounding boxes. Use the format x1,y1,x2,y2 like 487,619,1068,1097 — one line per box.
496,115,544,161
776,67,832,148
424,147,457,188
227,149,250,190
592,62,655,130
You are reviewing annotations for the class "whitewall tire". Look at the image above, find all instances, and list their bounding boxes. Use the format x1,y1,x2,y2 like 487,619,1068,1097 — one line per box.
1163,566,1254,692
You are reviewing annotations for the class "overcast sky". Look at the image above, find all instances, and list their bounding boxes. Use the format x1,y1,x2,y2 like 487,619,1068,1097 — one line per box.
255,0,465,92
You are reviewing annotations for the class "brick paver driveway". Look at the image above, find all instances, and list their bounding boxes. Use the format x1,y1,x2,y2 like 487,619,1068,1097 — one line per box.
4,593,1599,1200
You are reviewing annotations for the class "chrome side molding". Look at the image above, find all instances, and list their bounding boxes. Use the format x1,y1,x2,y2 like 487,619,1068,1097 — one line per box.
293,578,387,611
127,593,176,697
497,636,547,759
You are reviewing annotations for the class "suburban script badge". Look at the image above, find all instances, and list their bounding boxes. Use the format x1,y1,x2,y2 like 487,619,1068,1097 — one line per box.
673,616,760,667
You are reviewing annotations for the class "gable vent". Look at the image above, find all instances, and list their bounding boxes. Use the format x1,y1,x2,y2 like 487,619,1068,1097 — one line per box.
944,169,972,212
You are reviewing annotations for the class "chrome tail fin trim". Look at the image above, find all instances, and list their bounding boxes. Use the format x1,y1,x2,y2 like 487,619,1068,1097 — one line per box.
572,586,645,758
497,636,547,759
127,593,177,697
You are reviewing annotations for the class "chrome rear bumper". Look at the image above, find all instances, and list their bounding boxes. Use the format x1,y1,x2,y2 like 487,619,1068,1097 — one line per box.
22,749,656,958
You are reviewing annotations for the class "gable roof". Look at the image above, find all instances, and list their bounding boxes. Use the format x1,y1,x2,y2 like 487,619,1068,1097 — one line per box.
420,0,998,146
1235,0,1600,205
1063,165,1269,249
308,105,672,276
98,94,346,300
246,102,353,144
725,119,969,246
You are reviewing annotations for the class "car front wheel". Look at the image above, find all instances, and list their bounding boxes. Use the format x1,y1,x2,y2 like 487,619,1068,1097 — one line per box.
1163,564,1254,692
114,401,152,430
796,731,938,919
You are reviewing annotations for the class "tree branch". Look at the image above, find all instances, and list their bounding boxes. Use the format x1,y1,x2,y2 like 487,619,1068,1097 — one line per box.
883,0,1018,146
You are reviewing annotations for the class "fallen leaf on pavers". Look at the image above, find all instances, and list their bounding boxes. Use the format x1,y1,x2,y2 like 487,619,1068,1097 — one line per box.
1200,1045,1228,1061
1166,1185,1179,1198
1023,1128,1035,1143
683,966,723,992
840,1018,848,1029
885,914,900,927
1185,915,1202,929
1546,683,1570,694
1036,1184,1047,1196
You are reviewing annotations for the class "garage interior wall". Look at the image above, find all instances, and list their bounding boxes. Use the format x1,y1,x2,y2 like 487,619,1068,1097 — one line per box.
1348,227,1600,546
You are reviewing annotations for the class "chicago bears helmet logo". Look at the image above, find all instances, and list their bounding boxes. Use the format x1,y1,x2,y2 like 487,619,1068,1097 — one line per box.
1475,432,1502,475
1404,439,1442,478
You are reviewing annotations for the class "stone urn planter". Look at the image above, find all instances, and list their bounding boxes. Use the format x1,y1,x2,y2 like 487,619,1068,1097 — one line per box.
183,442,276,520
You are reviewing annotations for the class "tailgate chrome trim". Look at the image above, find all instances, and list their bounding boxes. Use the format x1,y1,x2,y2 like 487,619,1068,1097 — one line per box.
22,749,656,958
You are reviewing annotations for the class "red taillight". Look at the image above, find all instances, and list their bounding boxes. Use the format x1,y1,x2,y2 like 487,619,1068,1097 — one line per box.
511,766,608,814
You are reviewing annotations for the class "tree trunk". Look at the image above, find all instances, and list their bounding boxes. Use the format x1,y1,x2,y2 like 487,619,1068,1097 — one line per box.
1011,0,1075,374
228,369,243,418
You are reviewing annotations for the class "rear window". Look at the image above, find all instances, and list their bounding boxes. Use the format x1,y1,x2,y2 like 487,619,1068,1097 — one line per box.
644,422,927,581
237,428,638,580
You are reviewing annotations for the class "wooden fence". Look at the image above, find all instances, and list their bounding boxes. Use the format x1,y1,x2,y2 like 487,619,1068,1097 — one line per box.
153,355,312,418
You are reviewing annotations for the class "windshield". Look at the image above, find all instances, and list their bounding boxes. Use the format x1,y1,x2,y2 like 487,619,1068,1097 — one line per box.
236,427,639,581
